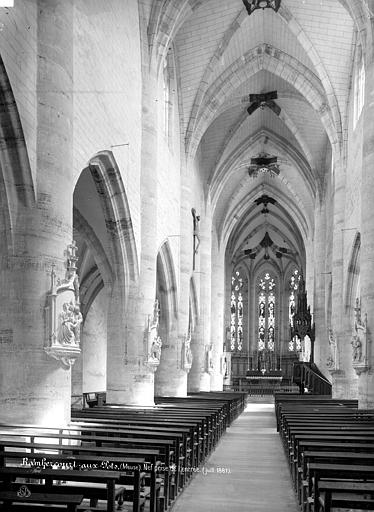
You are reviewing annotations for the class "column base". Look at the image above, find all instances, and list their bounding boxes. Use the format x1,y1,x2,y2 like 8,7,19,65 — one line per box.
358,370,374,408
0,350,71,426
107,371,155,406
331,371,358,399
188,371,211,392
210,372,223,391
154,369,187,397
0,397,71,426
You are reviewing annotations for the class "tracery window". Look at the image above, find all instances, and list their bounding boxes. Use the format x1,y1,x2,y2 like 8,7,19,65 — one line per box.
288,268,301,351
258,272,276,351
231,270,243,351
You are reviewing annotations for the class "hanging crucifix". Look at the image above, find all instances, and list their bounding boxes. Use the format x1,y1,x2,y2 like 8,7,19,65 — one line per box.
191,208,200,271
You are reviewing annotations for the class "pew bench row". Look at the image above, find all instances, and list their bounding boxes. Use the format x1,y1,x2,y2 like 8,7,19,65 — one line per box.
275,393,374,512
0,391,246,512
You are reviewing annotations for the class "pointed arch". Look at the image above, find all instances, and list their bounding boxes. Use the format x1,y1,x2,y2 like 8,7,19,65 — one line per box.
345,231,361,313
73,206,114,321
0,54,35,252
157,240,178,333
87,150,139,288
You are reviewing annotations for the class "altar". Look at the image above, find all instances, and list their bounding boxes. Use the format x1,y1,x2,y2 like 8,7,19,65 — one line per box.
246,369,282,382
241,369,283,395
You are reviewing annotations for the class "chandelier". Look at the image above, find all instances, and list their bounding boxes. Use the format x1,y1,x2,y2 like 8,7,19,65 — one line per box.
242,0,281,16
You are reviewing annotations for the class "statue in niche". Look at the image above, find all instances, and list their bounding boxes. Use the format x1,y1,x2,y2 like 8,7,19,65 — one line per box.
351,298,366,365
221,354,227,377
182,330,193,371
149,336,162,363
205,343,214,373
351,335,362,362
147,299,162,367
59,302,75,345
58,302,83,346
326,328,338,370
45,241,82,368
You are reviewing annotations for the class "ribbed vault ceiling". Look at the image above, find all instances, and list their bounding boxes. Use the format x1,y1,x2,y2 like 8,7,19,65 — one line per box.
147,0,358,269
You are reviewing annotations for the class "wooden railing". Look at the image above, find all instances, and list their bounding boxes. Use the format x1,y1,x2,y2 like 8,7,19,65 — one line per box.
292,362,332,395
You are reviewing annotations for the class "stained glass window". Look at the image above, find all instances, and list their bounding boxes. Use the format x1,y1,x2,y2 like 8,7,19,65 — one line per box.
258,272,276,351
231,270,244,351
288,269,301,351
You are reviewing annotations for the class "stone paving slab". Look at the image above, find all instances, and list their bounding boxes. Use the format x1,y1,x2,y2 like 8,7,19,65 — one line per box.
171,402,299,512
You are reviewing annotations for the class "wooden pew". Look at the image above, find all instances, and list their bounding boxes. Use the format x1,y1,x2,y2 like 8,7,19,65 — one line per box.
77,407,210,458
0,490,84,511
0,440,155,512
67,416,187,500
307,462,374,512
72,411,203,467
275,395,374,512
274,394,358,430
298,450,374,504
318,480,374,512
0,412,199,511
0,421,192,483
294,440,374,492
0,467,128,512
282,421,374,450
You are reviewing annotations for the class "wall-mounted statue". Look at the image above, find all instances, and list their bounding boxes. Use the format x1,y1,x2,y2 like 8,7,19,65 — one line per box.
45,241,82,368
222,352,231,384
205,343,214,374
59,302,83,345
351,297,369,375
181,330,193,372
146,299,162,372
326,328,338,371
149,336,162,363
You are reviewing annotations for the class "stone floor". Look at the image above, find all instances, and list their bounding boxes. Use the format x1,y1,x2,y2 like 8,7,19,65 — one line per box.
171,401,299,512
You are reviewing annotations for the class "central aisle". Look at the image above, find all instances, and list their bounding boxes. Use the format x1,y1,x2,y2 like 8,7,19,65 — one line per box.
172,402,299,512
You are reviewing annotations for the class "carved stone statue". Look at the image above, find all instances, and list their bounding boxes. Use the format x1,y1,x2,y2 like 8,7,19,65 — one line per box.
58,301,83,345
182,331,193,372
351,298,367,365
146,299,162,370
45,241,82,368
149,336,162,362
205,343,214,374
326,328,338,370
351,298,369,373
351,335,362,362
221,355,227,376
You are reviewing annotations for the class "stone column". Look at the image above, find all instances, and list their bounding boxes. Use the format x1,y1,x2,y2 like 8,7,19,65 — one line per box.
313,196,328,369
155,323,187,396
0,0,74,425
357,13,374,407
106,61,157,406
188,209,212,392
155,159,191,396
330,150,353,397
210,235,225,391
